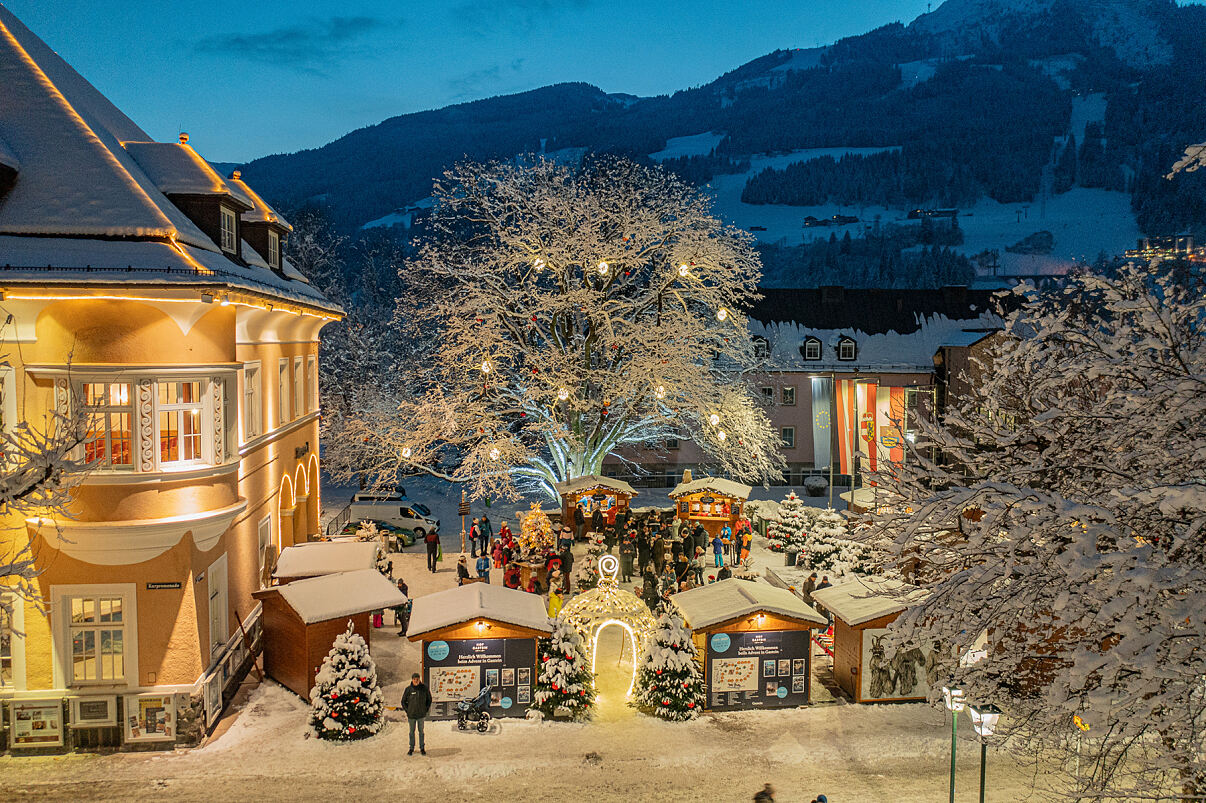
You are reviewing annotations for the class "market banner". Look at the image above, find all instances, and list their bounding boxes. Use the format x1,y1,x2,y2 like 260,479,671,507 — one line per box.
809,376,832,470
423,637,536,719
704,629,811,711
874,386,907,466
834,379,858,476
856,381,879,473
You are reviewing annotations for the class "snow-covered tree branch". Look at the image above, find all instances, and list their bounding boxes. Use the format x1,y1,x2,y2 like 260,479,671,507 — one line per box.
859,263,1206,800
324,156,786,500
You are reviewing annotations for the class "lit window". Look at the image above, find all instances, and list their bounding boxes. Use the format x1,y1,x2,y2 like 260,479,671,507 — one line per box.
67,594,126,684
219,206,237,252
82,383,133,468
838,338,857,361
781,427,796,449
158,381,204,465
268,230,280,268
279,359,289,425
803,338,822,361
781,386,796,406
665,438,680,450
243,363,261,439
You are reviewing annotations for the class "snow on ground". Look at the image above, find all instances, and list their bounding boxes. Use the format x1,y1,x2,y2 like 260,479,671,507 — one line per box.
1069,92,1106,145
897,58,939,88
648,132,726,161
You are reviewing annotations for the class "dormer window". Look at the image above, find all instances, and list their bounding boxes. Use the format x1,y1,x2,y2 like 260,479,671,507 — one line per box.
802,337,822,361
752,336,769,360
219,206,237,252
268,230,280,269
837,336,857,361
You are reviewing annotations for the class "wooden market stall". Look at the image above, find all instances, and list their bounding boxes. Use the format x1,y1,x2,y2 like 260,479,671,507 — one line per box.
272,540,381,584
408,583,553,719
668,476,752,538
672,579,826,711
252,568,406,698
810,575,930,703
554,475,635,531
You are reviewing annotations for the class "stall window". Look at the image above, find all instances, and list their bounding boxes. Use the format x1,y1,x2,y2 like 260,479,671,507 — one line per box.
781,427,796,449
65,593,127,684
81,382,133,468
780,386,796,406
158,381,204,466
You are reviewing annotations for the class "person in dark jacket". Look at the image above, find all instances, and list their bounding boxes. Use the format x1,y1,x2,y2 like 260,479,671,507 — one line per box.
573,504,586,541
636,532,651,576
468,518,481,558
480,513,494,552
619,535,636,582
591,506,604,535
393,578,410,635
603,526,617,553
801,572,818,605
652,534,666,575
401,673,432,755
560,544,574,583
693,523,708,554
641,568,660,611
456,556,471,586
425,530,440,573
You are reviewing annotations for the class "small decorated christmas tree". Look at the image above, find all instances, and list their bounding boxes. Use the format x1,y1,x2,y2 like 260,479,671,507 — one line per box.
766,491,810,553
530,614,595,721
355,519,382,541
631,612,705,721
802,508,872,576
516,503,556,557
309,623,384,740
574,532,606,591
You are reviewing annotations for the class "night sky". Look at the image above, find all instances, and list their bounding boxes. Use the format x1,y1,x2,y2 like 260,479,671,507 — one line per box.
6,0,934,162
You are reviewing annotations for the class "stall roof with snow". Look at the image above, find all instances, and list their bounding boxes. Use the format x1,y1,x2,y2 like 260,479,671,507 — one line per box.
673,578,826,630
407,583,552,640
554,475,636,497
669,477,753,500
268,569,405,625
810,575,925,627
272,541,379,581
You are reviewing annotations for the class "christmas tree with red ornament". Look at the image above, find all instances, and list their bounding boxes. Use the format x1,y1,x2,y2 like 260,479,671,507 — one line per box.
530,614,595,721
309,623,384,740
632,612,705,721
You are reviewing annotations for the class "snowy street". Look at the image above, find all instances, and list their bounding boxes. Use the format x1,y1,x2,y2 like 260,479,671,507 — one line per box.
0,552,1059,802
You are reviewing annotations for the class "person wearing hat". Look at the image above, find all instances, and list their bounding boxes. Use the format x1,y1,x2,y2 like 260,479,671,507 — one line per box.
456,555,471,586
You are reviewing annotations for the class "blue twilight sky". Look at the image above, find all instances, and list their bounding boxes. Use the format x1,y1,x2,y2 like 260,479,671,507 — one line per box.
5,0,937,163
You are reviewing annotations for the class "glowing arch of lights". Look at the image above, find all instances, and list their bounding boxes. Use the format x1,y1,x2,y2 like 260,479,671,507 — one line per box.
560,552,656,700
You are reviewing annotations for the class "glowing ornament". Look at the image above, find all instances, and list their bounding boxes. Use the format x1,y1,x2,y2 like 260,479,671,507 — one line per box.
557,388,569,401
489,447,501,461
717,430,726,442
708,413,720,427
717,307,729,322
402,447,412,459
655,385,666,400
533,258,545,269
481,359,492,374
678,263,689,277
597,261,609,275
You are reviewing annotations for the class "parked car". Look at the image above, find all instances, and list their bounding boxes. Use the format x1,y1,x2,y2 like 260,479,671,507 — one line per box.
347,491,440,537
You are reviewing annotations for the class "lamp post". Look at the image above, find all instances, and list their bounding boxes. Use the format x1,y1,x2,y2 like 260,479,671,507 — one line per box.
968,703,1002,803
942,684,964,803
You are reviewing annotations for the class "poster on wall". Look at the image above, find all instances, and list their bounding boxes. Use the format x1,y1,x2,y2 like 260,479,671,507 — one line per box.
423,637,537,719
706,630,811,711
204,673,223,728
859,629,939,700
9,700,64,748
124,693,176,742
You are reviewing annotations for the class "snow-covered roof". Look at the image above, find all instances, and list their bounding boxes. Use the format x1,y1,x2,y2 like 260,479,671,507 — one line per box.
273,541,380,579
0,135,19,172
273,569,406,625
669,477,753,500
0,6,335,314
810,575,925,627
407,583,552,638
121,141,240,198
226,173,292,230
672,578,826,629
554,475,636,497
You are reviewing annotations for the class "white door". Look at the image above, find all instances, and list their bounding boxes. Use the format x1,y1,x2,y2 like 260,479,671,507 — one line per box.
207,555,229,656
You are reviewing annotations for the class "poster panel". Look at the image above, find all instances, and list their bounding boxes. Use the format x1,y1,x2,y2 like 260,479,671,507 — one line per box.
424,637,537,719
204,673,223,728
9,700,64,748
706,630,811,711
859,628,938,700
123,693,176,742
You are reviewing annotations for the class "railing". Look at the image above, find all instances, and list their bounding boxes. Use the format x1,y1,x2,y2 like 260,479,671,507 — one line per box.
194,602,262,731
324,501,354,537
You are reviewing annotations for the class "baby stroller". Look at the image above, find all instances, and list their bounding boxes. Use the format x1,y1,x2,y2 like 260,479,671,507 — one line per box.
456,684,493,732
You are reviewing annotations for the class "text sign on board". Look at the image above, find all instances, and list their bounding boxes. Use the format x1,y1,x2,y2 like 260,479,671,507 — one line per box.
146,582,182,590
705,629,811,711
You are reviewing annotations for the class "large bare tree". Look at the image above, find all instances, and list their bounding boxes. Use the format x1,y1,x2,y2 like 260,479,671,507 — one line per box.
325,156,785,499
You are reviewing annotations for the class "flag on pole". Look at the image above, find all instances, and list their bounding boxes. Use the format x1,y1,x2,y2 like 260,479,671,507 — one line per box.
856,381,879,473
835,379,858,476
810,376,832,470
875,385,907,465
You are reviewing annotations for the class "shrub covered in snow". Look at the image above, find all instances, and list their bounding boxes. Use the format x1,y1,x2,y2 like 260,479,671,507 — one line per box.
308,623,384,741
531,614,595,721
803,474,828,496
631,612,705,721
802,508,872,576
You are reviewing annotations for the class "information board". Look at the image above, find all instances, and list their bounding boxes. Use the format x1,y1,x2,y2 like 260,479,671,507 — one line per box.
423,637,536,719
9,700,64,748
705,629,811,710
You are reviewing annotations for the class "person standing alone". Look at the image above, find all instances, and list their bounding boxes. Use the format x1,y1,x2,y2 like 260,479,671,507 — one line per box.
401,673,432,755
425,530,440,574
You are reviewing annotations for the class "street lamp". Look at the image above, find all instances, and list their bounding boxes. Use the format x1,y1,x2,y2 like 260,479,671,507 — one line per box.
968,703,1002,803
942,684,964,803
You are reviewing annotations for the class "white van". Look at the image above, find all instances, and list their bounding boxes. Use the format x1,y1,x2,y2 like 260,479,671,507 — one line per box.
347,491,439,536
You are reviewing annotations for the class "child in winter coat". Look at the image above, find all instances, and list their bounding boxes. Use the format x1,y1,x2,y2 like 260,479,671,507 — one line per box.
475,553,491,583
491,539,503,569
712,534,725,567
499,521,512,543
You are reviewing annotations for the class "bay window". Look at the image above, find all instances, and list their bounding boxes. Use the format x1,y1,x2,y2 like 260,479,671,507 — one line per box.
82,382,133,468
158,381,204,465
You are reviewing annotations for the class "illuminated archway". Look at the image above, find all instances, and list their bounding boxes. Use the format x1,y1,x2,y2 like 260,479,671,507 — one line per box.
277,474,295,551
561,555,656,700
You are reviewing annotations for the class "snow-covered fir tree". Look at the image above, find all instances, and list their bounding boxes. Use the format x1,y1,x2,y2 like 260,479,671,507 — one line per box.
574,533,606,591
858,263,1206,800
766,491,810,552
632,612,705,721
531,614,595,721
802,508,872,576
322,156,786,501
309,624,385,741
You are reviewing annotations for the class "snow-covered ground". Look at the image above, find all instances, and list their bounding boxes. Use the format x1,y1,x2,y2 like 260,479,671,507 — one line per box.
0,545,1066,800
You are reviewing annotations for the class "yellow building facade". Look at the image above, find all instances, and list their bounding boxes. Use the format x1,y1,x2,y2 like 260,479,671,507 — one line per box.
0,6,340,749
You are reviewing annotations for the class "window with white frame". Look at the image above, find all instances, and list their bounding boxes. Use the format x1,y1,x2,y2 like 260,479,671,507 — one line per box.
307,355,317,412
82,382,133,468
803,337,822,361
66,593,127,684
243,363,261,440
293,357,303,419
278,359,289,425
760,386,773,402
781,426,796,449
157,380,204,465
781,386,796,406
267,230,280,268
838,337,857,361
219,206,237,252
257,516,273,589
